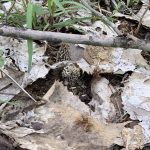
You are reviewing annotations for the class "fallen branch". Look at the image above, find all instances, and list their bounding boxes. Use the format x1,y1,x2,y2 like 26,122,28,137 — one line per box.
0,26,149,52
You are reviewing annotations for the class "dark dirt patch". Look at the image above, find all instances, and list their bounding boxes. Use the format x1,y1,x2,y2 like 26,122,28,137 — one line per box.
141,51,150,65
26,68,61,97
0,131,26,150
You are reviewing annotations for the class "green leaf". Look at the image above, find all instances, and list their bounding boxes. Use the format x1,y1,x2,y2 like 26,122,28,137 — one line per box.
7,12,26,27
54,8,76,17
34,4,47,16
0,100,20,105
27,39,33,72
0,49,4,68
26,2,33,29
52,17,91,28
61,1,87,10
26,2,33,72
48,0,55,14
54,5,86,17
53,0,67,14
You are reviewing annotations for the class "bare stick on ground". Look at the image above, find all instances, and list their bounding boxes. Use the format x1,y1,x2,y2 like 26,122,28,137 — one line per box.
135,6,149,35
0,26,150,52
0,68,37,102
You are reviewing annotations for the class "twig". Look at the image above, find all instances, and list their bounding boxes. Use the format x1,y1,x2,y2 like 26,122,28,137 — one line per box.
80,0,122,35
0,26,150,52
96,1,112,15
0,68,37,102
7,0,16,14
123,4,139,20
135,6,149,35
0,71,4,78
0,92,28,97
0,83,12,91
97,1,102,13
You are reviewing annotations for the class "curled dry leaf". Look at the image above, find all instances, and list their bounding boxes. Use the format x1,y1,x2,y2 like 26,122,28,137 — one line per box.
42,81,90,114
90,77,116,122
68,43,84,61
83,46,112,65
122,125,144,150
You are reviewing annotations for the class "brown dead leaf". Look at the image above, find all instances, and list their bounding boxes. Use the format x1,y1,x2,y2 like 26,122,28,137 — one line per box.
122,125,144,150
84,46,113,65
43,81,90,113
0,81,127,149
90,77,117,121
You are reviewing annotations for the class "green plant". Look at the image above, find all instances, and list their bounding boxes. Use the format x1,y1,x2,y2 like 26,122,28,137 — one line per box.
1,0,88,30
26,1,34,72
127,0,140,7
0,49,4,68
6,12,26,27
52,16,91,28
0,0,90,71
25,0,89,70
0,100,20,105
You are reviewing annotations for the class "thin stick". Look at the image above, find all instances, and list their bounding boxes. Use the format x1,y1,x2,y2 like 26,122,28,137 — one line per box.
0,83,12,91
0,92,28,97
0,26,150,52
135,6,149,35
81,0,122,35
0,68,37,102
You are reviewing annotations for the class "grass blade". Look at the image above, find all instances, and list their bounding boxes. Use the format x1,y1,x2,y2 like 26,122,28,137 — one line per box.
27,2,33,29
52,17,91,28
27,39,33,72
26,2,33,72
48,0,55,14
53,0,67,14
0,49,4,68
62,1,87,10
